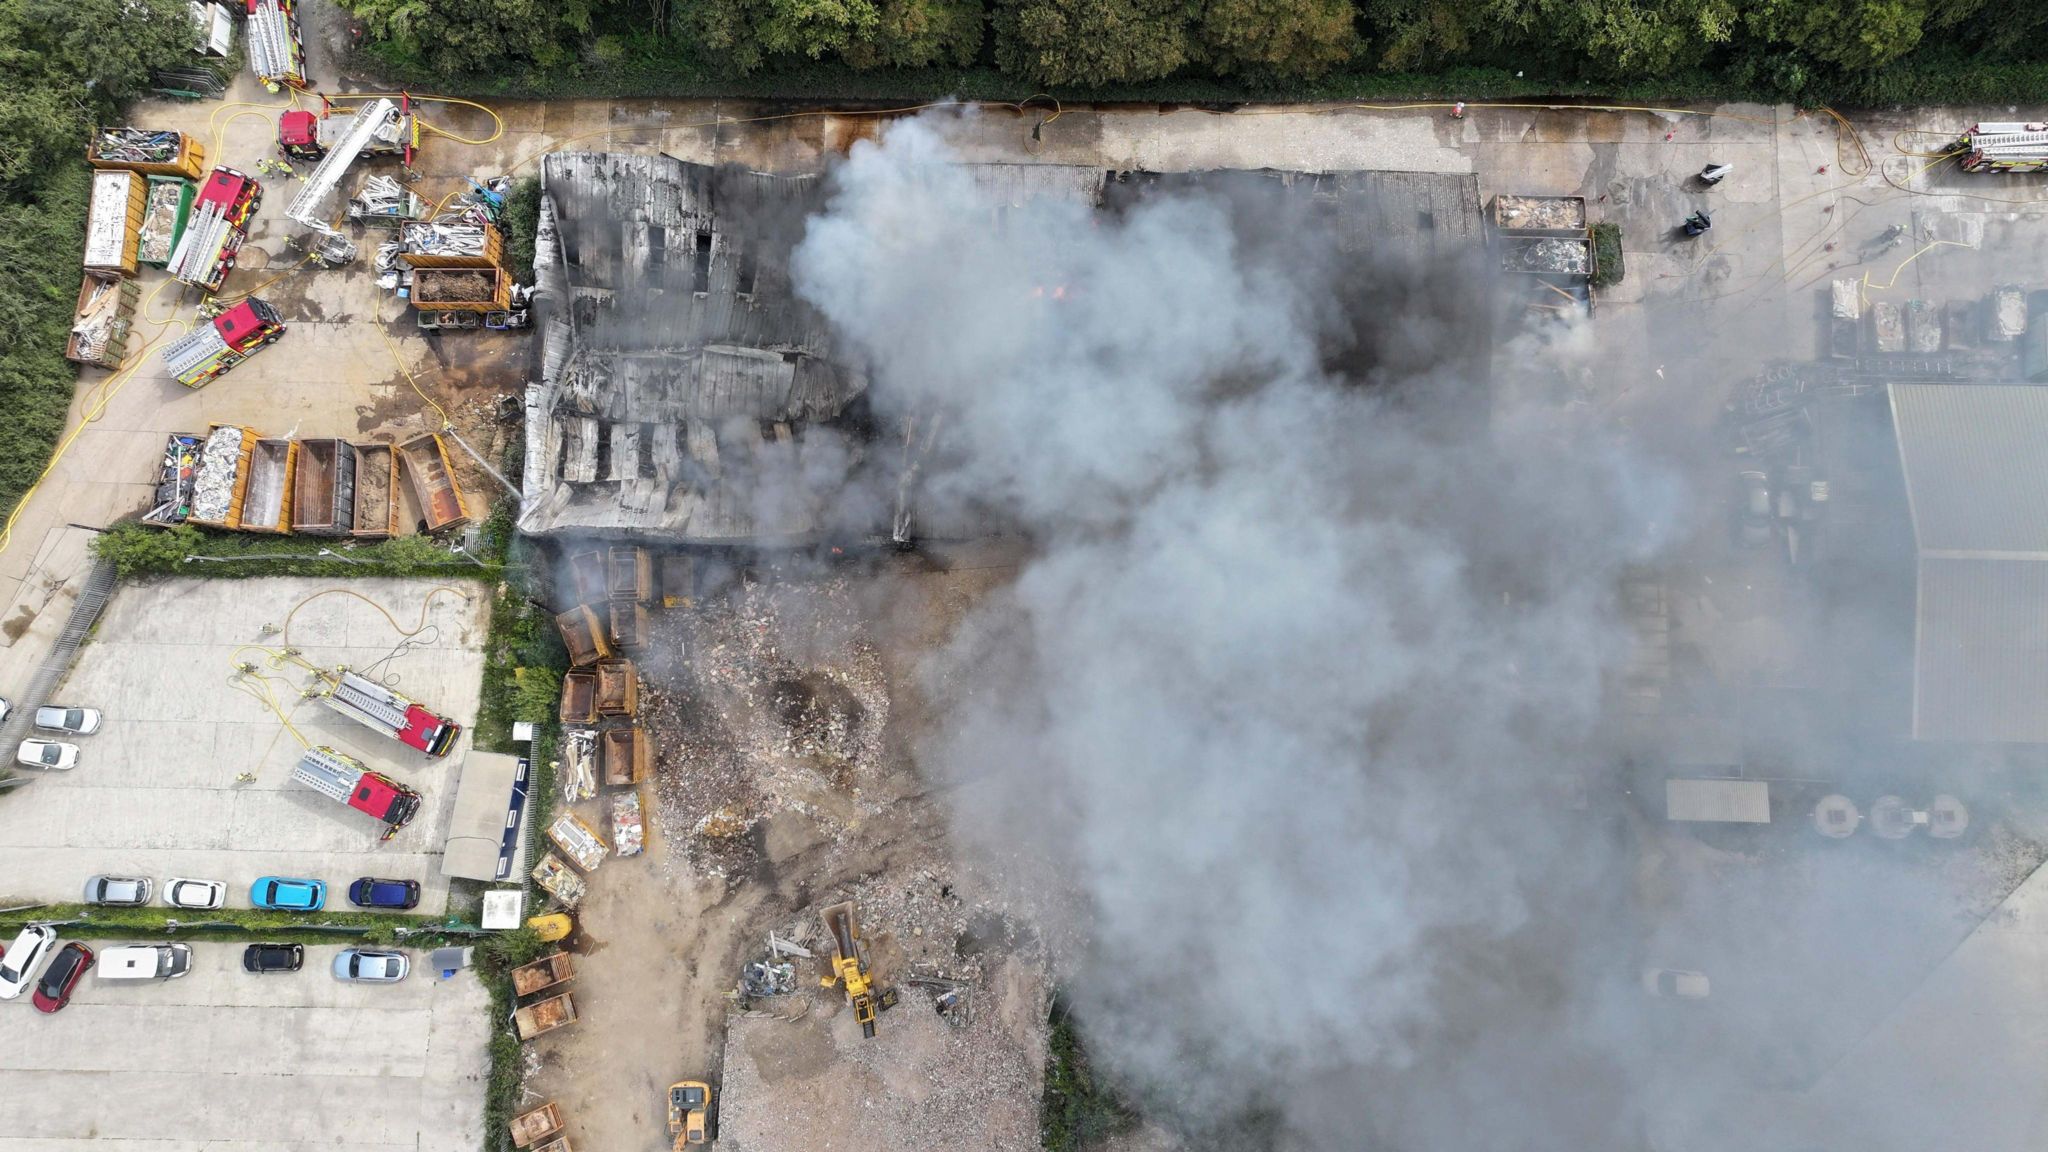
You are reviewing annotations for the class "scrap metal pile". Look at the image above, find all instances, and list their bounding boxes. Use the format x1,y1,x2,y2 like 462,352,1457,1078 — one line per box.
399,217,493,259
190,426,246,523
138,181,187,264
348,175,425,225
1503,236,1592,275
69,279,127,364
91,128,185,166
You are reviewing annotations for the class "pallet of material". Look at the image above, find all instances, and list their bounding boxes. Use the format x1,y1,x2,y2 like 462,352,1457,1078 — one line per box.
531,853,586,907
399,219,504,269
292,438,358,535
84,170,145,275
351,442,399,538
547,812,610,872
602,726,650,787
88,128,205,179
66,272,138,369
559,670,597,724
411,267,512,312
611,790,644,857
608,602,648,651
509,1102,565,1148
510,952,575,998
239,438,299,534
138,177,195,267
189,424,259,529
595,659,638,717
398,433,468,531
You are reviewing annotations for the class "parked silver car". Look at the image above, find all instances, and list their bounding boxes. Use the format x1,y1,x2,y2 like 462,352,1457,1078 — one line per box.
33,706,101,735
84,875,153,907
332,948,409,983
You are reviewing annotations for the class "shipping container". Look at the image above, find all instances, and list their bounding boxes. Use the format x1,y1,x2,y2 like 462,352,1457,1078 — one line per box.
595,659,638,717
351,442,399,538
555,606,612,668
239,438,299,534
559,671,597,724
291,438,359,535
84,170,146,275
398,433,469,531
66,272,138,369
608,602,648,651
87,128,205,179
607,546,653,603
602,727,650,787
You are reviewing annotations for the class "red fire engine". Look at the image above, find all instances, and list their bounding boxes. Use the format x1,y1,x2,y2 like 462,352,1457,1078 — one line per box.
158,298,286,388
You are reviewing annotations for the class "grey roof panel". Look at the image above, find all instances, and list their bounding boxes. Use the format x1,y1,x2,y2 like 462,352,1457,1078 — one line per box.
1914,555,2048,742
1891,383,2048,556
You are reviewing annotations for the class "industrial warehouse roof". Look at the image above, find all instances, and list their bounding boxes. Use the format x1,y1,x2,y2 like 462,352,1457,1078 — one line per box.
520,153,1484,542
1891,383,2048,741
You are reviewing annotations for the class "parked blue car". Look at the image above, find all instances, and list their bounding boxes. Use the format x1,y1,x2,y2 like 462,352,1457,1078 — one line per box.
348,877,421,910
251,877,326,912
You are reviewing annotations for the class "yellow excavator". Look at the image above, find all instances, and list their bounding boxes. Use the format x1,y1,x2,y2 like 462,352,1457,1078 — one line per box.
819,901,894,1038
667,1080,712,1148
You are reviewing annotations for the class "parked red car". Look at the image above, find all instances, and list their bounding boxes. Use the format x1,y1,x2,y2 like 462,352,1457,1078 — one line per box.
32,942,93,1013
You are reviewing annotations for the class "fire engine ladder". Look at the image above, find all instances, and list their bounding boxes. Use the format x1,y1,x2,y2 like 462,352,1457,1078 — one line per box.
290,747,361,802
167,205,232,284
287,98,395,250
328,671,407,733
160,325,229,379
247,2,297,82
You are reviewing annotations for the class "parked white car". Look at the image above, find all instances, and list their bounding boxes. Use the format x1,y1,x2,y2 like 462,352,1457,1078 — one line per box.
163,878,227,910
16,739,77,770
33,706,101,735
1643,967,1710,999
98,943,191,980
0,925,57,999
332,948,409,983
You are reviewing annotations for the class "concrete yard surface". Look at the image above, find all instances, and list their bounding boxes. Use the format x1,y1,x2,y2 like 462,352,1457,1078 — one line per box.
0,940,488,1150
0,577,488,911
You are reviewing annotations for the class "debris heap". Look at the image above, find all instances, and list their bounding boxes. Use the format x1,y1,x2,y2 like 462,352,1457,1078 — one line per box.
190,426,246,523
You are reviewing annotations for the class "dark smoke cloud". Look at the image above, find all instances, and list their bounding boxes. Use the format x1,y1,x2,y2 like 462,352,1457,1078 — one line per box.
787,119,1936,1152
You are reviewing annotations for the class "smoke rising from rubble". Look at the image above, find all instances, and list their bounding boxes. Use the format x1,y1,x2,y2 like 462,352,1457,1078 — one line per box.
787,120,1730,1150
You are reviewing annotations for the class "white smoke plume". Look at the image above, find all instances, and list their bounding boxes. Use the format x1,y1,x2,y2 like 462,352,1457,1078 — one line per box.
792,119,1704,1150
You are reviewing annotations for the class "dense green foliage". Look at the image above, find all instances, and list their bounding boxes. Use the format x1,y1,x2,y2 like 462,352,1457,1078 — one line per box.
1591,221,1624,288
0,0,193,524
1041,1001,1138,1151
502,177,541,286
91,522,502,579
343,0,2048,99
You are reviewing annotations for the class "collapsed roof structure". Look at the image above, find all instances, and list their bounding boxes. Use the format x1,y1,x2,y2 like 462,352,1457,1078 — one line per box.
521,153,1484,543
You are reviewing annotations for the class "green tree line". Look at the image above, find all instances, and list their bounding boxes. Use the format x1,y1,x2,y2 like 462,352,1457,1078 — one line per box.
0,0,195,521
345,0,2048,96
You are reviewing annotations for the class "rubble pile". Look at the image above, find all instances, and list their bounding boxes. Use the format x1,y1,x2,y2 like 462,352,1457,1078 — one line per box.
1494,194,1586,231
190,426,245,522
1503,237,1591,275
644,576,891,879
138,181,185,264
721,875,1048,1152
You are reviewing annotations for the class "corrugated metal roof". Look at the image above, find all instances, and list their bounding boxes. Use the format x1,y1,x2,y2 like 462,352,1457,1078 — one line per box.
1891,383,2048,556
1914,555,2048,742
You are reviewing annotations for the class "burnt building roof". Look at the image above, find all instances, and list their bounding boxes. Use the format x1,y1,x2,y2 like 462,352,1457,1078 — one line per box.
1891,383,2048,742
519,153,1484,543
